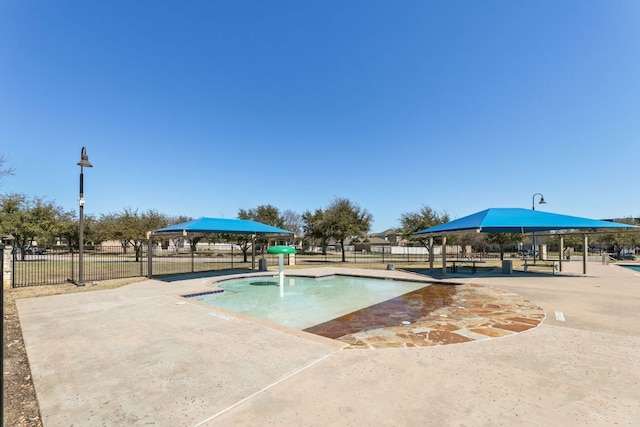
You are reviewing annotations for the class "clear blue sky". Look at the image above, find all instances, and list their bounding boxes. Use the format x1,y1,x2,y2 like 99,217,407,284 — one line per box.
2,1,639,231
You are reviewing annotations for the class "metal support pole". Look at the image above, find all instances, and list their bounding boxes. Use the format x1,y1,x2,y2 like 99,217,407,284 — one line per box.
531,193,546,264
76,147,92,286
78,167,85,286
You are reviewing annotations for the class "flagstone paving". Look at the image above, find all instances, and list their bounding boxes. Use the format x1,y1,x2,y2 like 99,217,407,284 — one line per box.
305,283,545,349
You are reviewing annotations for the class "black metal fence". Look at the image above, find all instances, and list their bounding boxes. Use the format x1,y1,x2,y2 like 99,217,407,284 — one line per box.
10,246,288,287
9,245,511,287
11,246,148,287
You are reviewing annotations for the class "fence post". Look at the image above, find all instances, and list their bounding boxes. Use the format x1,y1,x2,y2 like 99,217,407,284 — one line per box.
191,245,195,273
0,244,4,289
147,236,153,279
70,248,75,283
1,243,11,289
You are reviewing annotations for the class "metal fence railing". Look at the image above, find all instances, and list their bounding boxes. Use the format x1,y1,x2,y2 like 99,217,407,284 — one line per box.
11,246,148,288
8,245,517,287
10,246,290,287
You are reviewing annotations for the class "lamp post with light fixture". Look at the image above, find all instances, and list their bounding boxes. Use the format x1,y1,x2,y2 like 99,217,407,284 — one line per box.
531,193,546,263
77,147,92,286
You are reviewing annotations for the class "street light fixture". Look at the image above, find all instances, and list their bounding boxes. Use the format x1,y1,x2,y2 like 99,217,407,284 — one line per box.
77,147,93,286
532,193,546,211
531,193,546,262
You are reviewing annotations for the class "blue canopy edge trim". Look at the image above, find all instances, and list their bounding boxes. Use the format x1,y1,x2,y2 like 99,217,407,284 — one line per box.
152,217,293,235
416,208,639,235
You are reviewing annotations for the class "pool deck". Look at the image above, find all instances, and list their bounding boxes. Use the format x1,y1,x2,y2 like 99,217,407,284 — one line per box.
16,262,640,426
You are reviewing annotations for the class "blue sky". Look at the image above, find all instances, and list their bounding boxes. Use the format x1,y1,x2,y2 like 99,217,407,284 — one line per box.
2,1,639,231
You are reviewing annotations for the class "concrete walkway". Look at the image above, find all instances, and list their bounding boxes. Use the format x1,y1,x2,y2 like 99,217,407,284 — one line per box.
16,262,640,426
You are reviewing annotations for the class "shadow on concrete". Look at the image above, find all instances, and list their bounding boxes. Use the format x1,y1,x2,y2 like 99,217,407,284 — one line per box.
401,267,583,280
154,269,256,282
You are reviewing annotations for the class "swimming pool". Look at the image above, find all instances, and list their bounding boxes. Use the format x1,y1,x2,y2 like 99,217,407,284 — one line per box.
621,265,640,272
192,275,431,330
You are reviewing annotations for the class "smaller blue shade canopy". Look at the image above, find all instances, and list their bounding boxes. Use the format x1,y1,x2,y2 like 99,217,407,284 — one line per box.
416,208,639,235
153,217,293,235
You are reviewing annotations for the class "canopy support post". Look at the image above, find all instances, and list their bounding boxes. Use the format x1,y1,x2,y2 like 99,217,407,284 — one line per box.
441,236,447,278
558,235,564,272
428,237,434,271
251,234,256,270
583,234,588,275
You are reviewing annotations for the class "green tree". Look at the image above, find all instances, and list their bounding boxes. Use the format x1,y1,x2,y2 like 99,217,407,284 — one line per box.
323,198,372,262
456,232,488,257
302,209,331,254
55,209,78,248
548,232,583,258
0,193,66,258
238,204,285,256
486,233,522,260
223,233,252,262
52,209,96,249
398,205,450,251
96,208,169,261
593,217,640,257
238,205,284,227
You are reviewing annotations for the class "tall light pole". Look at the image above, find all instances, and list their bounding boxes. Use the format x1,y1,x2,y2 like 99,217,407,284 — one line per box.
531,193,546,262
77,147,93,286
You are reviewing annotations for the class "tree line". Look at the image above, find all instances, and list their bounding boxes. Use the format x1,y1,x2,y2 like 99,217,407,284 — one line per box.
0,194,383,262
1,192,638,262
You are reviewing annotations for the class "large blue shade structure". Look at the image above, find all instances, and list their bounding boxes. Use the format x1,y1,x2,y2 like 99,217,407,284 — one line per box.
153,217,293,236
415,208,639,277
415,208,639,235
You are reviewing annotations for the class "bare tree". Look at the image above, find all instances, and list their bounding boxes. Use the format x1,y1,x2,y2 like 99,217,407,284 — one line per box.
0,154,15,184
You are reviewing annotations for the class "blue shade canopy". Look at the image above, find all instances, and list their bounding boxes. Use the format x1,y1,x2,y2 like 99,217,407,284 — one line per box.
153,217,293,235
416,208,639,235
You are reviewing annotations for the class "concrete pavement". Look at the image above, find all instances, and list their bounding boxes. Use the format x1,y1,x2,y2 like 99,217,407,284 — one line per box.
16,262,640,426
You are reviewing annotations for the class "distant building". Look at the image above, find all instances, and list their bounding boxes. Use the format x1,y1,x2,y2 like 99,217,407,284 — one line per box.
352,236,391,252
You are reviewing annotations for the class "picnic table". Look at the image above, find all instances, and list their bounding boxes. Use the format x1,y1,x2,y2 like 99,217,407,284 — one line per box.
447,259,486,274
523,258,560,274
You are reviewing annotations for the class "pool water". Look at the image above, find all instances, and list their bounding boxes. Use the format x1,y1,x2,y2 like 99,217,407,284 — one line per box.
195,275,431,330
622,265,640,272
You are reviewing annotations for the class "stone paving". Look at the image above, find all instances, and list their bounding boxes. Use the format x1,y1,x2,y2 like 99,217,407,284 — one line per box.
328,283,545,349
